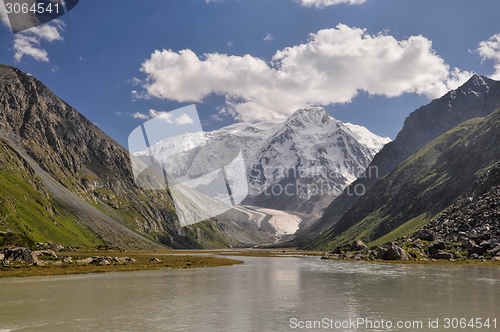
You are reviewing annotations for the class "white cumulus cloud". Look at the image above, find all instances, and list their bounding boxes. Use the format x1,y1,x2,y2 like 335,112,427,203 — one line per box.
13,20,65,62
137,24,471,122
0,2,65,63
478,33,500,80
132,109,194,125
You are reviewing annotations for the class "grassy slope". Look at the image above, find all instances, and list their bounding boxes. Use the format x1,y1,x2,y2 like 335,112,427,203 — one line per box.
0,138,106,248
308,111,500,250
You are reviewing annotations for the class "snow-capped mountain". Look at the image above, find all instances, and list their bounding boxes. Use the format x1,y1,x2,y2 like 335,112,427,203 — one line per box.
134,107,390,215
245,108,390,214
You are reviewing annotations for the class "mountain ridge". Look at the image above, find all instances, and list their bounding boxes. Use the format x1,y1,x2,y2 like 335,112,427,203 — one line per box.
306,107,500,250
299,73,500,245
0,64,241,249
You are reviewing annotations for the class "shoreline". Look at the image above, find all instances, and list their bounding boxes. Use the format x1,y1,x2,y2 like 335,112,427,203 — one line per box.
2,248,500,279
0,250,243,279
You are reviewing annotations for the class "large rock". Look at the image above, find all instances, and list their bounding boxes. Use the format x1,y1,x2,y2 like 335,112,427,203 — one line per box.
462,240,476,249
376,247,387,259
34,250,57,258
429,240,446,257
77,257,94,264
469,245,485,256
382,245,409,261
487,245,500,255
4,246,38,263
351,240,367,251
415,229,437,241
430,240,445,250
434,250,453,260
480,240,492,251
61,255,73,263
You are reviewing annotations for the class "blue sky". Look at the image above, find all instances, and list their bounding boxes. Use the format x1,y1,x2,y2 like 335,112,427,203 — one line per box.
1,0,500,148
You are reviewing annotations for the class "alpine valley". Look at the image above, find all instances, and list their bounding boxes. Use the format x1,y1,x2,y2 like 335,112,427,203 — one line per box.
3,62,500,256
0,64,389,248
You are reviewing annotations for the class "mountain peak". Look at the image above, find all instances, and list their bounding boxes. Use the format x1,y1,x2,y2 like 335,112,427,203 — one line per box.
458,73,496,95
286,107,332,127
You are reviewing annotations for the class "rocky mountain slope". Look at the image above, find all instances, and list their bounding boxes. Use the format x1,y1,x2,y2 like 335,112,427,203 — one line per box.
299,74,500,245
322,164,500,262
421,162,500,249
0,64,241,249
306,107,500,250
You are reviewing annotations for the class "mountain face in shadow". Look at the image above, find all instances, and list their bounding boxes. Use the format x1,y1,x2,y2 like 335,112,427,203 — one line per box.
303,74,500,243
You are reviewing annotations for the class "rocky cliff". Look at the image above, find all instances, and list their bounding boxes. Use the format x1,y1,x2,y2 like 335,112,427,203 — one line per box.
0,64,239,249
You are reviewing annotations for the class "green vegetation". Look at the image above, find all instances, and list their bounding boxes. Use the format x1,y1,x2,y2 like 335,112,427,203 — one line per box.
0,139,106,248
369,214,429,246
0,250,243,278
308,110,500,250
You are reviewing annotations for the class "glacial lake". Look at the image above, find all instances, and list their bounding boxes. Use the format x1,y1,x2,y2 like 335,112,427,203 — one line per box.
0,256,499,331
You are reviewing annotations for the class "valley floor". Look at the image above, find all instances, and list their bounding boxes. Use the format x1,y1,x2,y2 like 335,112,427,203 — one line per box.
3,248,500,279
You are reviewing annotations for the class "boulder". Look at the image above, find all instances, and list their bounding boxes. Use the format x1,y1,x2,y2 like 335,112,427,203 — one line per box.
343,253,354,259
4,246,38,263
34,250,57,258
462,240,476,249
53,244,65,251
457,232,468,242
434,250,453,260
469,245,485,256
429,240,446,257
382,245,409,260
351,240,367,251
150,257,161,262
491,256,500,261
376,248,387,260
61,256,72,263
479,240,492,251
415,229,436,241
330,247,344,255
77,257,94,264
353,254,365,260
430,240,446,250
487,245,500,255
98,259,110,266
